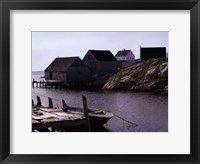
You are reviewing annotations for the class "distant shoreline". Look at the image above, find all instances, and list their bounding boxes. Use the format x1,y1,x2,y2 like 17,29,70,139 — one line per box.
32,71,44,73
32,58,168,95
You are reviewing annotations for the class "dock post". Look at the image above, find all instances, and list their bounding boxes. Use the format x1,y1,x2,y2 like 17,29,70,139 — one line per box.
36,96,41,107
32,79,35,88
82,95,90,132
32,99,34,106
48,97,53,108
82,95,88,117
62,100,68,112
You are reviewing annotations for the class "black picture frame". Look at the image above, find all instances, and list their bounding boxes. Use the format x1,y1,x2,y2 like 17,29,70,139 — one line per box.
0,0,199,163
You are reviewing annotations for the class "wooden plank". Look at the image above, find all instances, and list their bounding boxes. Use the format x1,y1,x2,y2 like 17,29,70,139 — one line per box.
32,110,55,120
41,118,70,123
32,118,88,130
68,110,83,115
32,109,85,120
39,107,63,112
32,119,41,124
53,111,84,118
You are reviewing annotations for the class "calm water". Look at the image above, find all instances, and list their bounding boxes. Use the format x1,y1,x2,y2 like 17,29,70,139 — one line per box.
32,72,168,132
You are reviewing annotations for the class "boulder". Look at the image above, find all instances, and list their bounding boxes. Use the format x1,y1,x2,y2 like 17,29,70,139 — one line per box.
143,85,152,92
158,65,168,78
145,67,158,79
103,79,117,89
120,75,136,84
159,62,167,71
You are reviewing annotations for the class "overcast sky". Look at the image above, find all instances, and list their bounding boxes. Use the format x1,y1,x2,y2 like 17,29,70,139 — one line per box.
32,31,168,71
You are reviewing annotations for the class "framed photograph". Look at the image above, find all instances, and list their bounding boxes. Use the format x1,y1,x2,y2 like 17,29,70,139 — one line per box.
1,0,199,163
31,31,168,133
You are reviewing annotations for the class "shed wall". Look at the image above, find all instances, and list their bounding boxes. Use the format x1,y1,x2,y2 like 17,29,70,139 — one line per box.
83,51,97,75
67,67,91,82
45,72,50,80
96,61,118,75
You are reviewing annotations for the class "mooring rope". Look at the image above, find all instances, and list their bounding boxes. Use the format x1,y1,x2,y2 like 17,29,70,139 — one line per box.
113,114,137,127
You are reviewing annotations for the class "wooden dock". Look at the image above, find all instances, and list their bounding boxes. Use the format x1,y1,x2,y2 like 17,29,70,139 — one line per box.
32,79,64,88
32,107,89,132
32,96,90,132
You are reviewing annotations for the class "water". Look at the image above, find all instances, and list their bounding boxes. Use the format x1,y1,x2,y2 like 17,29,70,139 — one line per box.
32,71,168,132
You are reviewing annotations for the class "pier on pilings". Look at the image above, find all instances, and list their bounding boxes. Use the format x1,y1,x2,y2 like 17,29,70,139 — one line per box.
32,79,64,88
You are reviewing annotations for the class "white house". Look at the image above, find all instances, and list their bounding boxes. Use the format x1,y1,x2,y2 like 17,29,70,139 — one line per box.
115,49,135,61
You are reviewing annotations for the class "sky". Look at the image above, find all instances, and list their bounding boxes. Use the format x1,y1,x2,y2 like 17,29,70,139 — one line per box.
32,32,168,71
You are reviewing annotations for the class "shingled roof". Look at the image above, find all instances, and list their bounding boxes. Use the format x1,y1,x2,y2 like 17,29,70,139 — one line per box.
115,50,132,57
89,50,117,61
45,57,80,72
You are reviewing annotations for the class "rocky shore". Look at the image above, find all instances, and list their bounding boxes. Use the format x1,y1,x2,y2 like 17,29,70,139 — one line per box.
89,58,168,94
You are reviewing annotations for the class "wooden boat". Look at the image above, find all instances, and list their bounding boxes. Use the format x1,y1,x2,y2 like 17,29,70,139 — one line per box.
32,107,89,132
62,96,114,127
88,110,114,127
32,95,114,130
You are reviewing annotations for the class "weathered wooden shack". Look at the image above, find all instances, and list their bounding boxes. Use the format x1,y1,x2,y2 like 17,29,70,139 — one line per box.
45,57,91,85
115,49,135,61
83,50,118,76
140,47,166,60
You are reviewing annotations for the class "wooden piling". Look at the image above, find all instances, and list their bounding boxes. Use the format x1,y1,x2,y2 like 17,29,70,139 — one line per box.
32,79,35,87
48,97,53,108
62,100,68,112
32,99,34,106
82,95,88,117
36,96,41,107
82,95,90,132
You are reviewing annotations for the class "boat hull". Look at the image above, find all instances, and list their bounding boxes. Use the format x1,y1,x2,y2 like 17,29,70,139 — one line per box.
88,112,114,127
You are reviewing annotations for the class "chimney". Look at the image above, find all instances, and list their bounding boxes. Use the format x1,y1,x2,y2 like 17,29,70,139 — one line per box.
124,48,125,51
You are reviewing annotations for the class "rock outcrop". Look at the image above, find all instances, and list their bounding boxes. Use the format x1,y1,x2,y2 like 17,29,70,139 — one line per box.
103,58,168,94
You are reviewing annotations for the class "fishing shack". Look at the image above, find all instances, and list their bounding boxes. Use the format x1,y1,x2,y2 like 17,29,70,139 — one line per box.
45,57,91,86
83,50,118,76
140,47,167,60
